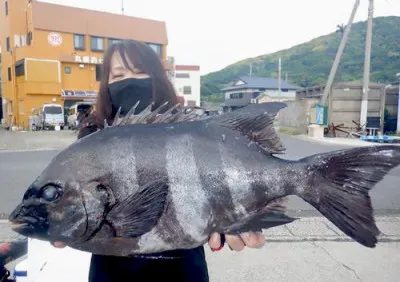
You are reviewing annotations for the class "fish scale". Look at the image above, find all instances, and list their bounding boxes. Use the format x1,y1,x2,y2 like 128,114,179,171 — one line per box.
8,101,400,257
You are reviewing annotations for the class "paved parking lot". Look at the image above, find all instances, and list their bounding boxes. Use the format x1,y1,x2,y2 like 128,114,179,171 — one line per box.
0,129,77,151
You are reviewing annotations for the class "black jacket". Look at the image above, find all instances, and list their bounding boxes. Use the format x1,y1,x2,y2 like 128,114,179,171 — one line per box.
78,116,210,282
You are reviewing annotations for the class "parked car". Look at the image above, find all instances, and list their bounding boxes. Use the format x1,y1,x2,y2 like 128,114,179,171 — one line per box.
67,102,95,130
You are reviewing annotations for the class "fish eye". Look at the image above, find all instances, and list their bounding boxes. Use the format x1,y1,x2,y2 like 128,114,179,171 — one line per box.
41,185,62,202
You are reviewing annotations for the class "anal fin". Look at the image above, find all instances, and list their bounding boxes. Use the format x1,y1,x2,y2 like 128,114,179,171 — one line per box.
224,211,297,235
224,198,297,235
106,178,169,238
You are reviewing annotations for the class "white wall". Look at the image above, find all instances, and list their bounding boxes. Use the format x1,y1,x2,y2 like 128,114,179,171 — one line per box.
264,89,297,98
173,68,201,107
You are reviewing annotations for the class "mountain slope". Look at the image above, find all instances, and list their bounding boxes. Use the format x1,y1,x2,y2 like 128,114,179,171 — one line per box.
201,16,400,97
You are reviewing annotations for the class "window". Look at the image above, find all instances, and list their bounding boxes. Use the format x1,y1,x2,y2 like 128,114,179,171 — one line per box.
147,43,161,56
91,36,104,51
8,101,13,114
108,38,121,46
183,86,192,95
6,37,10,51
5,1,8,16
7,67,11,81
230,93,243,99
95,65,101,81
15,60,25,77
64,66,71,74
44,106,62,114
27,32,33,45
176,73,190,78
74,34,85,50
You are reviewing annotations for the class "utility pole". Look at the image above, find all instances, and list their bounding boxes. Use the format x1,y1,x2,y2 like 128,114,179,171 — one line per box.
360,0,374,130
249,63,253,76
321,0,360,106
396,73,400,133
121,0,124,15
278,57,282,101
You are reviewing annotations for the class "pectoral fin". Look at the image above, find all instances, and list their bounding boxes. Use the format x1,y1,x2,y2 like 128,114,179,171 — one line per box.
106,179,169,238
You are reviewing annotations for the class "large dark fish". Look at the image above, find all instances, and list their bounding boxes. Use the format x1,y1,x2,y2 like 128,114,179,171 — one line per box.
8,102,400,257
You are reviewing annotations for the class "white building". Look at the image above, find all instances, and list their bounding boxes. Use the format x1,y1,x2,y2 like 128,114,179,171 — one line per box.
173,65,201,107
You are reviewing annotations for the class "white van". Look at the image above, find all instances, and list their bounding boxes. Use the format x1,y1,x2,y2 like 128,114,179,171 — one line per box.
39,104,65,130
67,102,95,130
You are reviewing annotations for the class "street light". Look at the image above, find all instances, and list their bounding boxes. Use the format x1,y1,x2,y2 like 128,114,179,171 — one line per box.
397,73,400,134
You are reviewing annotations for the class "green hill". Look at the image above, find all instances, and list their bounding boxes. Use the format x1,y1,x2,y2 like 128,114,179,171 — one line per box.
201,16,400,97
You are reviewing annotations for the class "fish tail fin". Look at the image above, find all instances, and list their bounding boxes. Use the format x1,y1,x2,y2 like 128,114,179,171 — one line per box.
298,145,400,248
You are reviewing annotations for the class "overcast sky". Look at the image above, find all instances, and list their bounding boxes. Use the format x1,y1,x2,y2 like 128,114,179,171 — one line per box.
41,0,400,75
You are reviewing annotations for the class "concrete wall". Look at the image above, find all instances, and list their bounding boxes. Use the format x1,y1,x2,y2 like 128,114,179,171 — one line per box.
264,89,296,99
275,98,320,134
327,84,385,135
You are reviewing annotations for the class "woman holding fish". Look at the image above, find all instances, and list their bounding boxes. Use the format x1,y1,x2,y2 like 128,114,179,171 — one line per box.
52,39,266,281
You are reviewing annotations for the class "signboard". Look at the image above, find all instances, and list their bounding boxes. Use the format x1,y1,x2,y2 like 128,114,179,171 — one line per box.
310,104,328,125
74,55,104,64
62,90,98,98
48,32,63,46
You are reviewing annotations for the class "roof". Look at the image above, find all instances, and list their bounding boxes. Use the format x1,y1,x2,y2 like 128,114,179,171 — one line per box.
222,76,301,91
31,2,168,45
175,65,200,71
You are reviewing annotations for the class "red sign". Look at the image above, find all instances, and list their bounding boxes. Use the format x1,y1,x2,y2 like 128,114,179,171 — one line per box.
48,32,63,46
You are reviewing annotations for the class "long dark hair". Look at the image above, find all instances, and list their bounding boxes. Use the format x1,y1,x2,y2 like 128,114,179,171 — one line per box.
96,39,178,126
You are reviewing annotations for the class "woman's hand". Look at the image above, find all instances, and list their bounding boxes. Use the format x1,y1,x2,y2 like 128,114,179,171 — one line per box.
52,232,266,252
208,232,265,252
51,242,66,248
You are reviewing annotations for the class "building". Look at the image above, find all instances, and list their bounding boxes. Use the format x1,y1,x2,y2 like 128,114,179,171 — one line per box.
0,37,3,122
293,81,398,135
172,65,201,107
0,0,172,129
220,76,300,112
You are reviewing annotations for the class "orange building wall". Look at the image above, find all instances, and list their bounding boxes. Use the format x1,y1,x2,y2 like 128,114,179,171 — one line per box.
1,1,169,129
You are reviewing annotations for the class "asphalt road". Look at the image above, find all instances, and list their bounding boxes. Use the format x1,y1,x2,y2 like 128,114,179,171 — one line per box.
0,135,399,218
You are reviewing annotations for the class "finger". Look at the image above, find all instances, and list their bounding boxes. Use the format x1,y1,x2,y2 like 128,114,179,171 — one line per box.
208,233,223,251
225,235,245,251
240,232,265,248
51,241,66,248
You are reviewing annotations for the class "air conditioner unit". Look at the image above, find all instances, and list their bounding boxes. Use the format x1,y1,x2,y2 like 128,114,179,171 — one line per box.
250,99,257,104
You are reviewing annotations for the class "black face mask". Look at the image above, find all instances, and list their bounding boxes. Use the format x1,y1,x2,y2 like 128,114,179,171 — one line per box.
108,77,153,116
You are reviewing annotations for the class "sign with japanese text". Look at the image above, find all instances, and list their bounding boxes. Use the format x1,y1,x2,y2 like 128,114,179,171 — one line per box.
74,55,104,64
62,90,98,98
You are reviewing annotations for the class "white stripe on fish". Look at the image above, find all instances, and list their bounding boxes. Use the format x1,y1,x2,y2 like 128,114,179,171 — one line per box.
165,134,210,242
219,144,252,217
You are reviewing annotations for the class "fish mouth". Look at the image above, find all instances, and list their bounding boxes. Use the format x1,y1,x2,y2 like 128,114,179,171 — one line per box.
9,221,33,232
9,204,49,237
9,218,48,238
